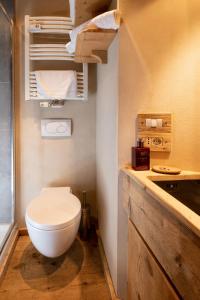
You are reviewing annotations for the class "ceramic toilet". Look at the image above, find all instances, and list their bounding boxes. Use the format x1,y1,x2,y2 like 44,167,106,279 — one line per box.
25,187,81,258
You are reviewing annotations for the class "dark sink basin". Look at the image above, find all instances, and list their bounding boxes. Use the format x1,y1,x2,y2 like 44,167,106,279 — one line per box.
153,180,200,215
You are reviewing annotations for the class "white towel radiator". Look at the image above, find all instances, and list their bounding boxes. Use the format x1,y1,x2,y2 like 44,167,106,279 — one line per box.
25,15,88,101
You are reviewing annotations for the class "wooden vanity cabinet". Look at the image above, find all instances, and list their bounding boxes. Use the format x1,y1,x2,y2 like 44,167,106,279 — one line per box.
122,172,200,300
128,220,179,300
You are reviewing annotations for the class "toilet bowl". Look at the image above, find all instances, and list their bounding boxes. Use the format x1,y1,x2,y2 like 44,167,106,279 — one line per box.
25,187,81,258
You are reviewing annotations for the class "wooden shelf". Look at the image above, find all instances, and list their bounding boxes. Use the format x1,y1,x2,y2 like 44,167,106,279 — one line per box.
74,28,117,64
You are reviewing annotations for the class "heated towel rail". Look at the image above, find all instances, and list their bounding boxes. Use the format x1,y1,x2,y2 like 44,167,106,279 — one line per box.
25,15,88,101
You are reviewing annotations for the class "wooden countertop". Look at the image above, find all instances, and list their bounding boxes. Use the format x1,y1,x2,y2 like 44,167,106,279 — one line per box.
122,167,200,238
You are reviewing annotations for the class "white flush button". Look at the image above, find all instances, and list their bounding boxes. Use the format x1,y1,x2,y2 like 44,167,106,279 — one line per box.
41,119,72,137
56,124,67,133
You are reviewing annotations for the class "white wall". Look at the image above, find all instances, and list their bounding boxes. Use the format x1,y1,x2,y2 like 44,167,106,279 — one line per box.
96,35,119,290
118,0,200,170
15,0,97,226
97,1,200,298
116,0,200,298
15,0,200,296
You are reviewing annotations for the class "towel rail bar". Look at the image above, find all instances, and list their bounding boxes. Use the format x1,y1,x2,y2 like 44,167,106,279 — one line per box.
25,14,88,101
29,16,73,21
29,71,85,100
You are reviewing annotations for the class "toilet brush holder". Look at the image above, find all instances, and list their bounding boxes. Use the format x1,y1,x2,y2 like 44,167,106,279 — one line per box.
80,191,91,241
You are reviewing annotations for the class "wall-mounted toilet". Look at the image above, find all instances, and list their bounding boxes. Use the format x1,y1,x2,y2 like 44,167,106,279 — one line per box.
25,187,81,258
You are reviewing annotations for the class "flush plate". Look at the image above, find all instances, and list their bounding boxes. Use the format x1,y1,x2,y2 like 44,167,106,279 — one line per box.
41,119,72,137
137,113,172,152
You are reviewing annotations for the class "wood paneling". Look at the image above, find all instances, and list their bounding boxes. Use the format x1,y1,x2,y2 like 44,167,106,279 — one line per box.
137,113,172,152
128,220,179,300
128,178,200,300
137,114,172,134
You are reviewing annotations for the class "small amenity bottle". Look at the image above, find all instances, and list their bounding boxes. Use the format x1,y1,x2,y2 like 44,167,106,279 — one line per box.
131,138,150,171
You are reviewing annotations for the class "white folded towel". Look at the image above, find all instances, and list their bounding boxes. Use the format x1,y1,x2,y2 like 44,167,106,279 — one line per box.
35,70,77,100
66,10,120,54
66,21,89,54
91,10,120,30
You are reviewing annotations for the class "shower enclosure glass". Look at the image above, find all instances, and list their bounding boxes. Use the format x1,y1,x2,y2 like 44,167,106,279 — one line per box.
0,1,14,252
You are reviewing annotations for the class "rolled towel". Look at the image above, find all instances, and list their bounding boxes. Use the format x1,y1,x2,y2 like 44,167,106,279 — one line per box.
66,21,89,54
90,10,120,30
66,10,120,54
35,70,77,100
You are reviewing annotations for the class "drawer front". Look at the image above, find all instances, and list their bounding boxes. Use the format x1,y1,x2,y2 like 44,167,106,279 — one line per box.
129,179,200,300
128,220,179,300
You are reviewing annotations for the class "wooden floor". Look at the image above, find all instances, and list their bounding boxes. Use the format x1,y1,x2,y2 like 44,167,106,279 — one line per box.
0,235,111,300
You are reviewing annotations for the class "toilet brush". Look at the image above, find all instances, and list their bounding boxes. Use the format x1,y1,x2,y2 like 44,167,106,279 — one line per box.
80,191,91,240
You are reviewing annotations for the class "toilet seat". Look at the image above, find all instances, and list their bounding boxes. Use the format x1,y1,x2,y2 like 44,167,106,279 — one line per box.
26,188,81,231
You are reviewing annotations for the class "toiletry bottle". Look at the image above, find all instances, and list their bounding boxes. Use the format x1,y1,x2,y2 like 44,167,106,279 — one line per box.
131,138,150,171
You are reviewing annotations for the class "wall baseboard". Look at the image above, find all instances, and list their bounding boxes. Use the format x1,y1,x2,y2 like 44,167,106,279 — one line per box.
0,226,28,283
97,230,120,300
0,225,19,283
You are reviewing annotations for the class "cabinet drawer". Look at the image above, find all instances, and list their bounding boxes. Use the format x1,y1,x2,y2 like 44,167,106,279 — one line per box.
129,180,200,300
128,220,179,300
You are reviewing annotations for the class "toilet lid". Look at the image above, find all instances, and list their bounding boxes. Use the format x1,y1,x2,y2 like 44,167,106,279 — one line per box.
26,189,81,230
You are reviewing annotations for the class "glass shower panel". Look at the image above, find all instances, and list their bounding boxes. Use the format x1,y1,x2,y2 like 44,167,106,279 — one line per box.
0,3,14,251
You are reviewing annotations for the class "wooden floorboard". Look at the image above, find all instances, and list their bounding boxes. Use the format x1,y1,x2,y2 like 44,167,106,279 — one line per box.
0,235,111,300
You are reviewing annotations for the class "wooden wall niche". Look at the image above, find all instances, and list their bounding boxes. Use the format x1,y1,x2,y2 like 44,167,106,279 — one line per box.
74,0,112,26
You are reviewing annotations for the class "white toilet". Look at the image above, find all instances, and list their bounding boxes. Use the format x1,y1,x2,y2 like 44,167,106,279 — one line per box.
25,187,81,258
